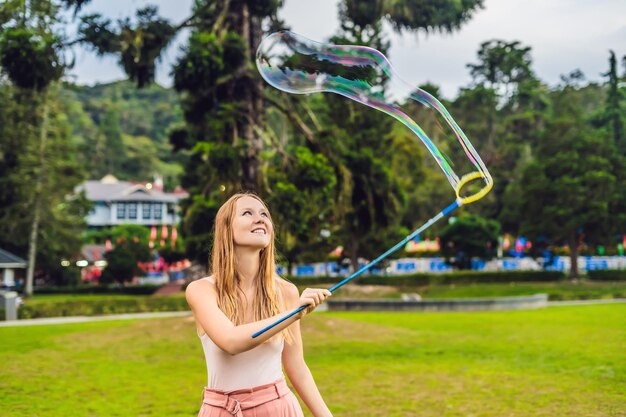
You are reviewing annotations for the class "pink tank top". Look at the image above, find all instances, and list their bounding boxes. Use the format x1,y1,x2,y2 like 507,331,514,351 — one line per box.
198,332,284,390
196,279,285,390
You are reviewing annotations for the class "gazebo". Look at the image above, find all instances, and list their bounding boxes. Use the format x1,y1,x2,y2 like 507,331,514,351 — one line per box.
0,248,27,289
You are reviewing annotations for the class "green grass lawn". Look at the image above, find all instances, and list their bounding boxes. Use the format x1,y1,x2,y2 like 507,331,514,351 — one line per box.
1,304,624,416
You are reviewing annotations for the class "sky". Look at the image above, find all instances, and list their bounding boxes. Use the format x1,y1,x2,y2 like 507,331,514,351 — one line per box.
65,0,626,100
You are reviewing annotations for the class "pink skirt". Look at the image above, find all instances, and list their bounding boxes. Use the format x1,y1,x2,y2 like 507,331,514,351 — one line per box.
198,378,304,417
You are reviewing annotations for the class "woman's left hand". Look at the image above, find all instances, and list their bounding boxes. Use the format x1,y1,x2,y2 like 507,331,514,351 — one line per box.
298,287,332,316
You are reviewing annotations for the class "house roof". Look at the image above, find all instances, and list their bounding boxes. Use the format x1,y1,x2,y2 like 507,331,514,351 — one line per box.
114,190,181,203
76,176,187,203
0,248,27,268
78,180,133,201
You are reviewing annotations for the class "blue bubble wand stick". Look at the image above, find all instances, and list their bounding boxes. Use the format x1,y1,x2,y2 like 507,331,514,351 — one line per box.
253,199,461,338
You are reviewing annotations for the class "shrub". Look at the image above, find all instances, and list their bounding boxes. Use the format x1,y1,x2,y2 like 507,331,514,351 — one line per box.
440,215,500,269
587,269,626,281
101,239,151,284
18,296,188,319
285,270,566,286
32,284,160,295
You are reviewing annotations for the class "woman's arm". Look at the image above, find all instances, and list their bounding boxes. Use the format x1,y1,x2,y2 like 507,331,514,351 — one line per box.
185,278,329,355
281,281,333,417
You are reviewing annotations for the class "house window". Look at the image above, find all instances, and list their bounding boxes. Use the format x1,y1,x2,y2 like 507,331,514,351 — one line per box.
116,203,126,219
142,203,151,219
128,203,137,219
153,203,162,220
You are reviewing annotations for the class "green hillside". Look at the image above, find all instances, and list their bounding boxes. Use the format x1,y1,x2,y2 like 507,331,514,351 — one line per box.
60,80,186,189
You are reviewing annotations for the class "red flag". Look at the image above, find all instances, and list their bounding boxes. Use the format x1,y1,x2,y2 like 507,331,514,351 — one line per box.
171,226,178,247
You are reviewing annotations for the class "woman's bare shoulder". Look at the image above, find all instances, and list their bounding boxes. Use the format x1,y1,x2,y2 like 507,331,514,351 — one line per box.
186,276,217,338
185,276,217,299
275,276,299,300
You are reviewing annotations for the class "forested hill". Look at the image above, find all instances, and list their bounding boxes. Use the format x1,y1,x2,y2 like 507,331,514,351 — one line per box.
60,80,186,190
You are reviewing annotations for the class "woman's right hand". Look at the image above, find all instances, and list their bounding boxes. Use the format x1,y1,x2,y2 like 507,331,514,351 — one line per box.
298,287,332,316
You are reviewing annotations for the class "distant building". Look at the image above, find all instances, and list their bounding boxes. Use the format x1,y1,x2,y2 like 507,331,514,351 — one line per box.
0,247,27,288
76,174,188,229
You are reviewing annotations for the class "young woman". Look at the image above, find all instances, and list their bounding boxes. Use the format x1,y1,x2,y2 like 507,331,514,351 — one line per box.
186,192,334,417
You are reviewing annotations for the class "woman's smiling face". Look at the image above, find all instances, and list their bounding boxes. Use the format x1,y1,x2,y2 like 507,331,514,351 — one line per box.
232,196,273,249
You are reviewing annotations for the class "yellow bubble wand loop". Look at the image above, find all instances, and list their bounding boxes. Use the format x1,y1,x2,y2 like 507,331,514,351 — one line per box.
456,171,494,206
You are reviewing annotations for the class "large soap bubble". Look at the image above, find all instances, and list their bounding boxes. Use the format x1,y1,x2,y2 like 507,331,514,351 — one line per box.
256,30,492,204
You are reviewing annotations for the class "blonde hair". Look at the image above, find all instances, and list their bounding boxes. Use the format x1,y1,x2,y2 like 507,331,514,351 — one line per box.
210,192,292,343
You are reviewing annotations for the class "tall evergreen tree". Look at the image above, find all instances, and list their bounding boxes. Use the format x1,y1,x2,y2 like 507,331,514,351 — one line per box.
0,0,89,294
519,82,616,279
463,39,549,231
602,51,625,153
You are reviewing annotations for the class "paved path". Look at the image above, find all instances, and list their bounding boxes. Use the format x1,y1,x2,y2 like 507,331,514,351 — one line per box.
547,298,626,306
152,282,184,296
1,298,624,327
